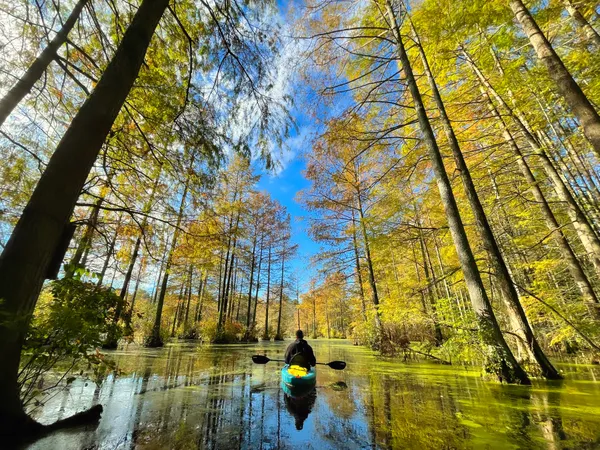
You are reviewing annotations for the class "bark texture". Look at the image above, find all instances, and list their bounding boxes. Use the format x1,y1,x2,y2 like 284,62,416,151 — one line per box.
385,1,529,384
562,0,600,46
509,0,600,157
0,0,169,436
412,25,559,378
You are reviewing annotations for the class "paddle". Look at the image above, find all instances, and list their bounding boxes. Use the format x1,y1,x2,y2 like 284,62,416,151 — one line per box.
251,355,346,370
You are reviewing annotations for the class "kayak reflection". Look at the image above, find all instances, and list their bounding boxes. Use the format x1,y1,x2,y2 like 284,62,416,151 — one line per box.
281,382,317,431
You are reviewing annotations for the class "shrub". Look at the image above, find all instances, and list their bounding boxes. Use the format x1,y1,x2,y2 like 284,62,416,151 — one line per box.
201,320,245,343
18,276,125,411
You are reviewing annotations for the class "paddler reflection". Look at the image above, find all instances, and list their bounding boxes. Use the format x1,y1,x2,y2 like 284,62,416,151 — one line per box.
282,383,317,430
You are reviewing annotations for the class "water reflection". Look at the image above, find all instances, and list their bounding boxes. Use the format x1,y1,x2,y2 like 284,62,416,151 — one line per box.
24,340,600,450
282,384,317,430
532,384,567,450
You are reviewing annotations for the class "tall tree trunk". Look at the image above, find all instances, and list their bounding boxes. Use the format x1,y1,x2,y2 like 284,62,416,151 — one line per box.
219,249,235,330
275,244,286,340
128,257,144,316
227,262,238,320
184,265,194,329
508,0,600,156
351,210,368,322
325,296,331,339
418,229,444,346
412,241,430,315
245,235,258,331
152,250,167,304
194,272,206,323
235,275,244,322
218,244,231,326
67,194,104,275
356,184,382,331
465,52,600,278
146,168,191,347
216,249,224,312
412,25,559,378
0,0,169,433
104,169,162,348
172,280,186,337
339,298,346,338
262,245,272,340
96,219,120,286
118,167,162,301
218,192,240,331
252,239,264,331
562,0,600,46
476,75,600,319
312,294,317,338
385,1,529,384
0,0,90,128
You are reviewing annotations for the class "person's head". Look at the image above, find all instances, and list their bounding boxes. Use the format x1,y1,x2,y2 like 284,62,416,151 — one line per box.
296,329,304,340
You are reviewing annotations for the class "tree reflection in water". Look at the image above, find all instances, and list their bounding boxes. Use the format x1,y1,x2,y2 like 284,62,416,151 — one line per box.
23,340,600,450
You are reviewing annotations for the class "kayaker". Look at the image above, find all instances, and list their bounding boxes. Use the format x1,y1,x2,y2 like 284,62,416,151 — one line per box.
284,330,316,367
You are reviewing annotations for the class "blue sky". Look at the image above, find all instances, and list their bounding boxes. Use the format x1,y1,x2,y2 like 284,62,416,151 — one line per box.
256,121,320,291
252,0,325,292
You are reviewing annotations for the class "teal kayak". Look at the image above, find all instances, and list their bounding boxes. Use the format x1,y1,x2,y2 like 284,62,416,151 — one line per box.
281,364,317,390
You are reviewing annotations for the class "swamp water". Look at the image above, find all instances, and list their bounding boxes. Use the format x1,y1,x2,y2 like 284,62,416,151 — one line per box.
25,340,600,449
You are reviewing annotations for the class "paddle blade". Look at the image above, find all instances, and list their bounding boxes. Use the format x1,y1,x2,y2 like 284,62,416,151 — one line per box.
328,361,346,370
252,355,270,364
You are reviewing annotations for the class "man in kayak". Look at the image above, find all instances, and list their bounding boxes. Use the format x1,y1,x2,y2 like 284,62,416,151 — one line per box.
284,330,316,367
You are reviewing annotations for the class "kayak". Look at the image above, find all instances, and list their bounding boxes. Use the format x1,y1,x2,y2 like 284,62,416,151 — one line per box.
281,364,317,391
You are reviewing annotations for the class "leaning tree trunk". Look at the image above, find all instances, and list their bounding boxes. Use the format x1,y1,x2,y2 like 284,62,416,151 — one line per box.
412,24,560,378
385,1,529,384
562,0,600,46
0,0,90,128
469,60,600,320
0,0,169,436
508,0,600,157
465,52,600,279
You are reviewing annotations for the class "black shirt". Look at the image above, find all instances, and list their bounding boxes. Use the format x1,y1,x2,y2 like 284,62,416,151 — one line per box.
284,339,316,366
